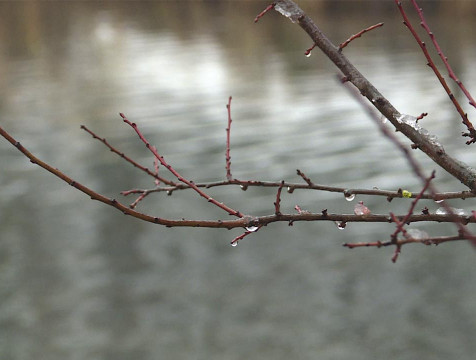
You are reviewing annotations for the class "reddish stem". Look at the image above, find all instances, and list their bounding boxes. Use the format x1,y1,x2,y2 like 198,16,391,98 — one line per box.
296,169,314,186
411,0,476,111
274,180,285,215
225,96,233,181
120,113,243,218
231,225,262,245
81,125,175,186
304,43,316,56
339,22,384,51
396,0,476,144
254,3,276,23
390,170,435,239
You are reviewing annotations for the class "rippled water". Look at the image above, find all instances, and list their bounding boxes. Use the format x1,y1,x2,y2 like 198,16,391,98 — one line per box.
1,2,476,359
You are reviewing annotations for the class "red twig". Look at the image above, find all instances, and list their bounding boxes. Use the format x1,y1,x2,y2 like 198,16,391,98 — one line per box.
1,124,245,228
339,22,384,51
122,177,476,201
128,192,148,209
390,170,435,240
304,43,316,56
274,180,285,215
151,145,161,186
341,78,476,256
225,96,233,181
344,235,468,249
411,0,476,111
230,225,262,246
395,0,476,144
296,169,314,186
81,125,176,186
416,112,428,120
254,2,276,23
120,113,243,218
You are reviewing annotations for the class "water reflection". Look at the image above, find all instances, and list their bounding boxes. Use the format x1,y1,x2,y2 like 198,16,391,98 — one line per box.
1,2,476,360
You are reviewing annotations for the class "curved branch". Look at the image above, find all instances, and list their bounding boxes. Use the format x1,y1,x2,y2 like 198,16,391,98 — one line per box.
269,0,476,191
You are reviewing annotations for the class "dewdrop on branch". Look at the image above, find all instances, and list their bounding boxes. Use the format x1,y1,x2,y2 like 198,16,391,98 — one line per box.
435,207,465,216
354,201,371,216
245,226,259,232
344,190,355,202
335,221,346,230
406,229,429,240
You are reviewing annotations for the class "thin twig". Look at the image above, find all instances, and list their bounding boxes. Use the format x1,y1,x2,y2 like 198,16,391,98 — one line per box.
81,125,176,186
390,170,435,240
272,0,476,190
410,0,476,110
296,169,314,186
274,180,285,215
126,178,476,202
396,0,476,144
230,225,262,246
120,113,243,218
339,22,384,51
225,96,233,181
254,2,276,23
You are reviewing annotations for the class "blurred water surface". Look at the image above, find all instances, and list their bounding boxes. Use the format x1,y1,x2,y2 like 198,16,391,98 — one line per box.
1,1,476,359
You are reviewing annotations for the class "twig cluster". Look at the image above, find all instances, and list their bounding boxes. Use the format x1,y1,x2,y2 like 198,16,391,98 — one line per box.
1,0,476,262
395,0,476,144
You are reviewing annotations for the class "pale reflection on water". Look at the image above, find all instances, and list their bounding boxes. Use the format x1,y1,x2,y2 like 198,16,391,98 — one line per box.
1,2,476,360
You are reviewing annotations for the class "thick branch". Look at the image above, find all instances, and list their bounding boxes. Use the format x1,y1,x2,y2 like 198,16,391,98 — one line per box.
271,0,476,191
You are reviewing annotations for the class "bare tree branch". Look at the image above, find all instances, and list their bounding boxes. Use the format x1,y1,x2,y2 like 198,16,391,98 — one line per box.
267,0,476,190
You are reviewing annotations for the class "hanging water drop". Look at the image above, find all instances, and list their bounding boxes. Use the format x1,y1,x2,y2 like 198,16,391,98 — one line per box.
335,221,346,230
231,241,238,247
240,184,248,191
344,192,355,202
287,186,295,194
245,226,259,232
435,199,444,204
305,51,311,58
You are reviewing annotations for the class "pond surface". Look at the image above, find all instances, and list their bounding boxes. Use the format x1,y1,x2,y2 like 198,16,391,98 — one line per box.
1,2,476,359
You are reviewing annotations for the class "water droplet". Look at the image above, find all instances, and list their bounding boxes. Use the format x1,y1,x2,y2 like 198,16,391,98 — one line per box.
437,207,465,216
406,229,429,240
240,184,248,191
245,226,259,232
287,186,295,194
435,199,444,204
335,221,346,230
305,51,311,57
231,242,238,247
354,201,371,215
344,193,355,202
453,208,465,216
